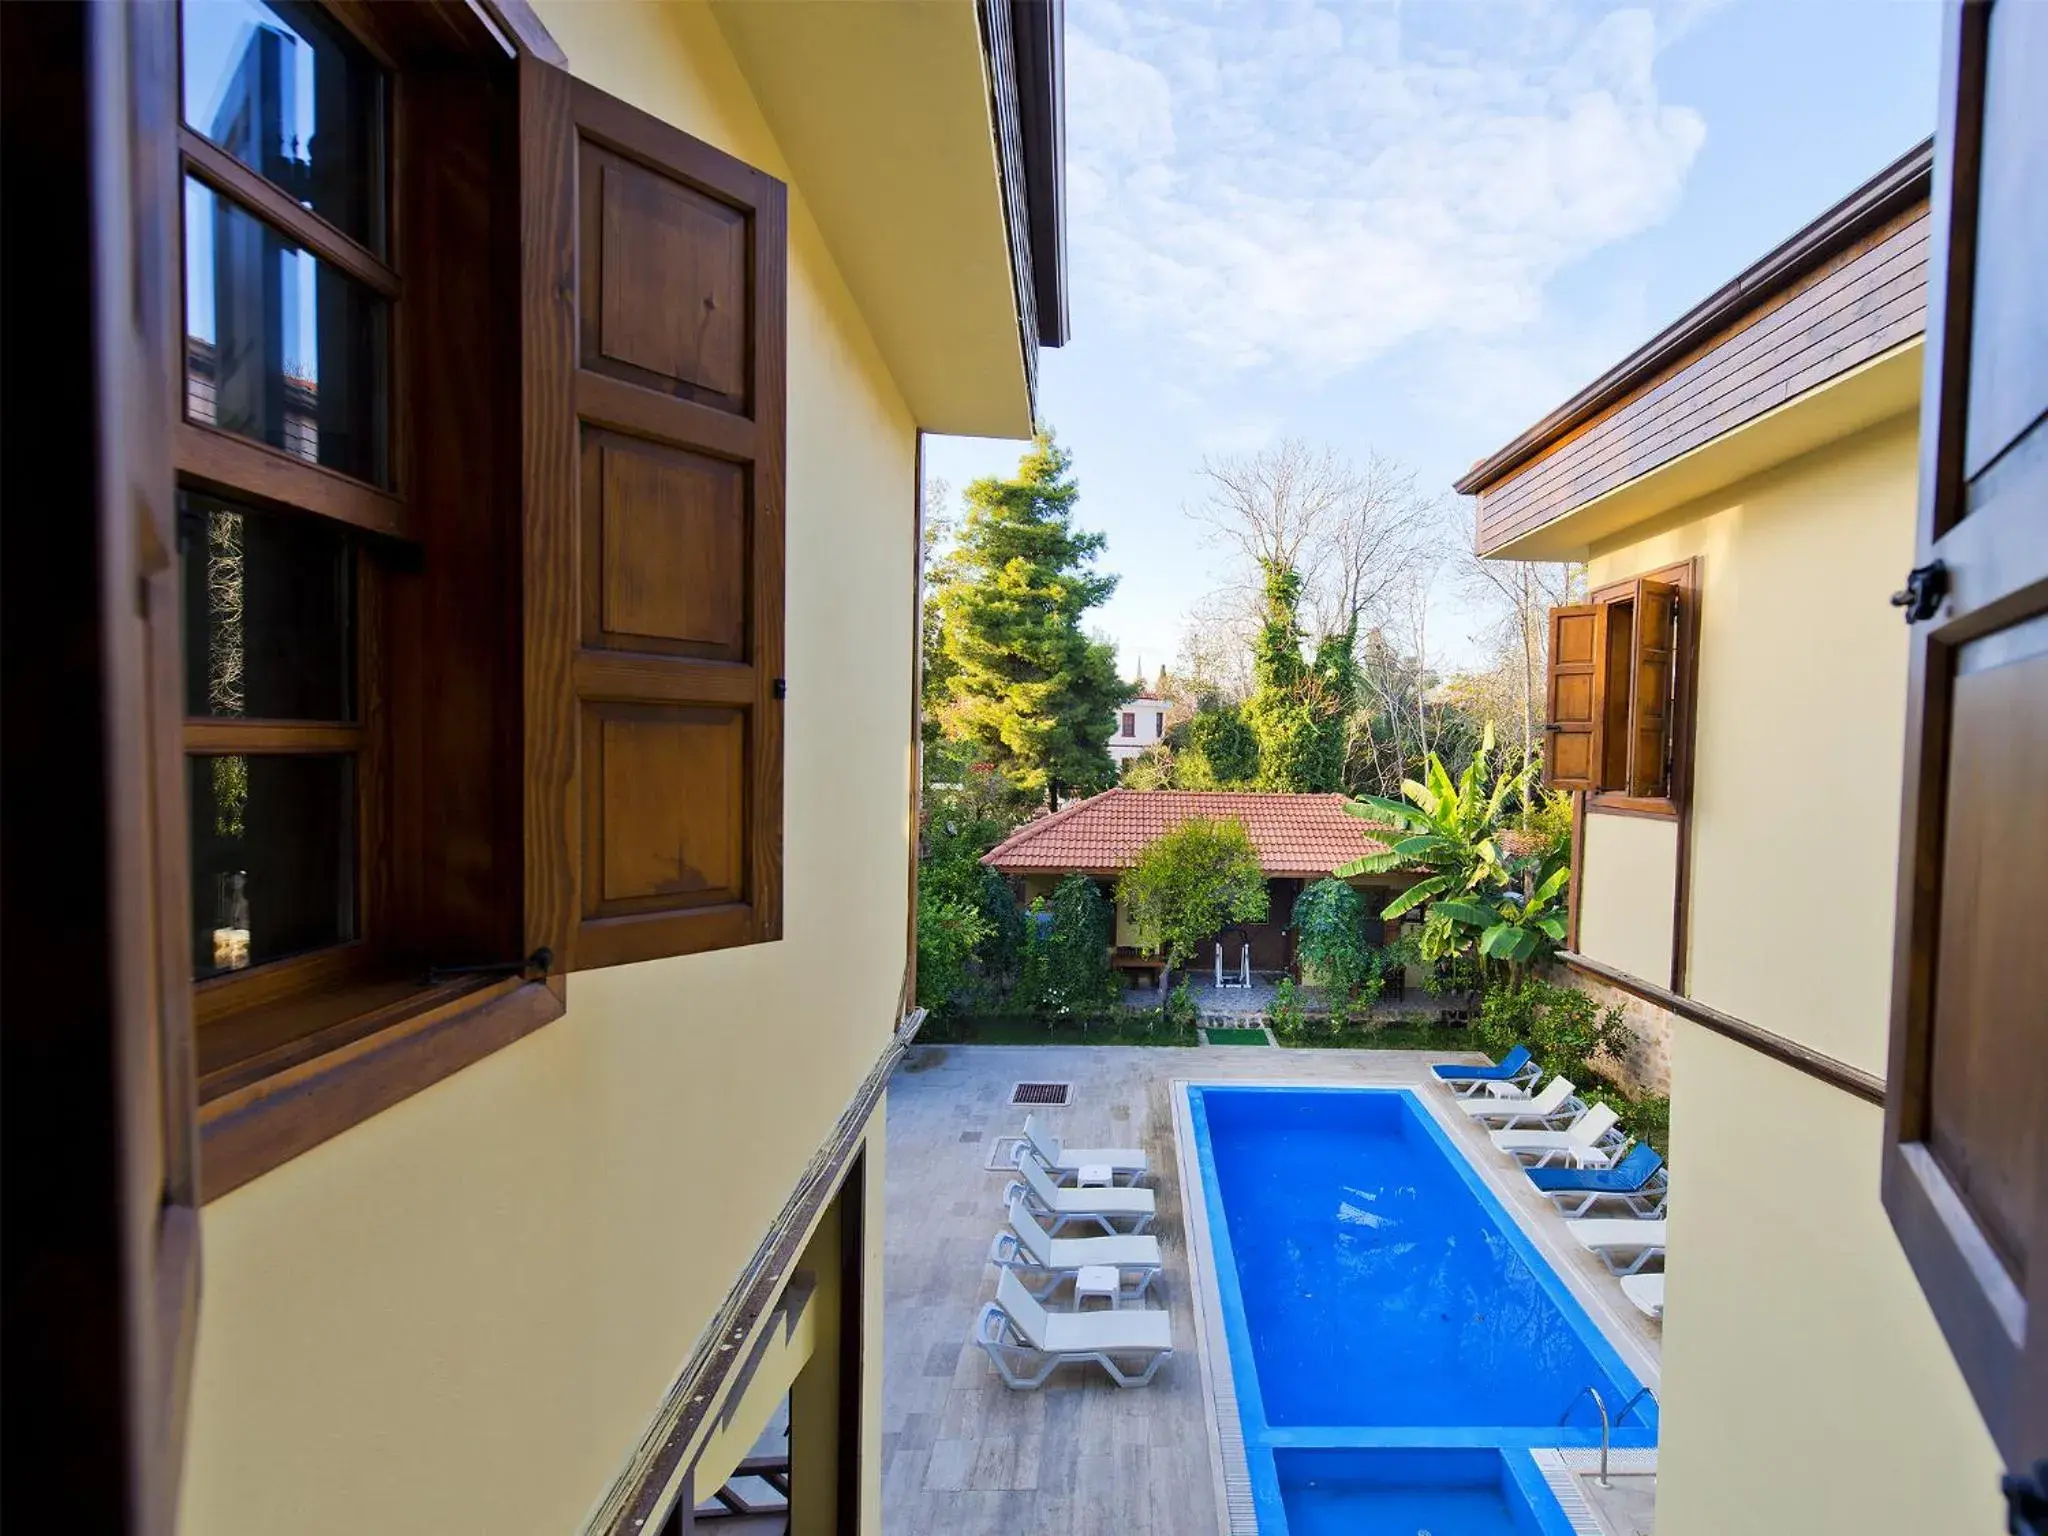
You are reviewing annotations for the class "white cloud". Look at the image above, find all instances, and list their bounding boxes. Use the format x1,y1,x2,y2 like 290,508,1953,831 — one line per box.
1066,1,1708,378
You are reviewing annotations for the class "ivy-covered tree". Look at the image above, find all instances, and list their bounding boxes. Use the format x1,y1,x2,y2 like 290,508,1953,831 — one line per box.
1177,704,1259,787
1242,559,1358,791
937,433,1124,808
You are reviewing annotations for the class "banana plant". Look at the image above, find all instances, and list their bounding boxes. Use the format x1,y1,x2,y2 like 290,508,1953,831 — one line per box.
1434,859,1572,986
1334,722,1534,921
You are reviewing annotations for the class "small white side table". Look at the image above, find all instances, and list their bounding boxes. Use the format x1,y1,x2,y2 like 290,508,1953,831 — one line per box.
1073,1264,1120,1312
1076,1162,1114,1189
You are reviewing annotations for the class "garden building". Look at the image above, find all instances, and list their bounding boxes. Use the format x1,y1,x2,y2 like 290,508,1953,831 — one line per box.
981,788,1420,988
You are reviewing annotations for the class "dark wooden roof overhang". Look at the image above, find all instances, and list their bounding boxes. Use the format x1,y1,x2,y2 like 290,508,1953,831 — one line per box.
1456,138,1933,502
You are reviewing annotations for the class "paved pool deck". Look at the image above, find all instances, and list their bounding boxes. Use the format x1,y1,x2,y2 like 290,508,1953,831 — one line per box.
880,1043,1662,1535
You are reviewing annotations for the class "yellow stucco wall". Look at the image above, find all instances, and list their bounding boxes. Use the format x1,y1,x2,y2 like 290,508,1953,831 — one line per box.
1576,812,1677,985
1656,1025,2005,1535
1588,413,1919,1073
180,7,917,1533
1582,411,2002,1530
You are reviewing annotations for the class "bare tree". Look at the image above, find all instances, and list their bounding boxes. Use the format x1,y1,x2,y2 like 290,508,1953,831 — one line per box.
1172,586,1260,704
1190,439,1440,647
1460,553,1587,771
1190,438,1346,581
1310,451,1442,641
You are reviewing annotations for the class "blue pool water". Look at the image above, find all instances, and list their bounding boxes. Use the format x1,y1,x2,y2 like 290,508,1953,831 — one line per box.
1186,1085,1656,1534
1277,1450,1551,1536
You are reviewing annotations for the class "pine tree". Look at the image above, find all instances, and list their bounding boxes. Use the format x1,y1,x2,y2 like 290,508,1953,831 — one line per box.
938,434,1124,808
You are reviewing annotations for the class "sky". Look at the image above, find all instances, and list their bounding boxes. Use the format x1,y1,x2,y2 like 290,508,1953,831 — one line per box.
924,0,1941,678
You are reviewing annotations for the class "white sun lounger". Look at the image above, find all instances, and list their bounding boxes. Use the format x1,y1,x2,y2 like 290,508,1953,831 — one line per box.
1456,1075,1576,1128
1005,1146,1156,1234
1567,1218,1668,1276
975,1269,1173,1389
989,1194,1163,1300
1022,1113,1148,1186
1490,1103,1623,1167
1621,1272,1665,1320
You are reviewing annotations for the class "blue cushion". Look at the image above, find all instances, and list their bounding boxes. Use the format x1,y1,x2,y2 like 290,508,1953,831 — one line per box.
1430,1043,1530,1080
1527,1143,1664,1193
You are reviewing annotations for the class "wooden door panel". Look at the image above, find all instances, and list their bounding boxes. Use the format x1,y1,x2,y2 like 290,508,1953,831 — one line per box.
1925,628,2046,1279
523,56,786,972
581,142,751,410
1885,0,2048,1494
1628,579,1677,799
586,704,748,913
1543,604,1603,790
3,3,200,1527
1960,0,2048,480
584,433,750,659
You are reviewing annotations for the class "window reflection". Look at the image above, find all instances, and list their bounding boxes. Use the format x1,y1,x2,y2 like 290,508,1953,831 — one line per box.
188,754,356,978
179,492,354,721
183,178,389,484
181,0,386,253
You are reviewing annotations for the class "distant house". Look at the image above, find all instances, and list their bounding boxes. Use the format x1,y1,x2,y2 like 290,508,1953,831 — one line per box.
981,788,1417,985
1106,690,1169,764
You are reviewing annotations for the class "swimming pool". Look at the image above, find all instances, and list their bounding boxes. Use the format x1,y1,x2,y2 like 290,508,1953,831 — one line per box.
1183,1084,1658,1535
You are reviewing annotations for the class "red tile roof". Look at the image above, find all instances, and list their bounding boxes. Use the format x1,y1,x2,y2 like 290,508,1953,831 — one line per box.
982,789,1396,878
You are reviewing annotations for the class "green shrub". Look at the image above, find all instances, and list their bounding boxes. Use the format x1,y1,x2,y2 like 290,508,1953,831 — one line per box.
972,865,1025,986
1164,979,1199,1034
1476,978,1627,1088
1268,976,1306,1037
1117,817,1268,970
914,884,993,1015
1040,874,1117,1017
1293,879,1385,1017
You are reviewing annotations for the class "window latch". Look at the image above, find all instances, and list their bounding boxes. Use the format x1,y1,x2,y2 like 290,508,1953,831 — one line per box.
424,947,554,985
1889,560,1947,623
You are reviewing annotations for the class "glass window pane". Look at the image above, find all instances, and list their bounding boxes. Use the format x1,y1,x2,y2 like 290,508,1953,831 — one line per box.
184,177,389,485
189,754,356,979
180,492,353,721
181,0,386,253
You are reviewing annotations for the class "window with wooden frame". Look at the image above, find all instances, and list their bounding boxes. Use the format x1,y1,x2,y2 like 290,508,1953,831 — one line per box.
166,2,787,1195
1543,558,1699,813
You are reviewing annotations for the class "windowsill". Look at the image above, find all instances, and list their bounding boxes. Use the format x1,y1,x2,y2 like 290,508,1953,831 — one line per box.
1587,792,1679,820
197,970,566,1202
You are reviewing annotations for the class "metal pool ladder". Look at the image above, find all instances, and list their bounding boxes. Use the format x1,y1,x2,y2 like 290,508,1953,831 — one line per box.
1560,1384,1660,1487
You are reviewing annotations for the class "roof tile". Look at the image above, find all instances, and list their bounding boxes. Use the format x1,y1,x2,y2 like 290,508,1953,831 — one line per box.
981,789,1393,877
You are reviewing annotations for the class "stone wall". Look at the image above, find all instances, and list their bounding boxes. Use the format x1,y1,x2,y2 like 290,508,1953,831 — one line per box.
1558,964,1673,1097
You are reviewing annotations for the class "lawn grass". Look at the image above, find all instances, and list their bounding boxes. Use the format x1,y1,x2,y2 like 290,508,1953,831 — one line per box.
1274,1021,1482,1053
1202,1026,1271,1046
918,1015,1201,1047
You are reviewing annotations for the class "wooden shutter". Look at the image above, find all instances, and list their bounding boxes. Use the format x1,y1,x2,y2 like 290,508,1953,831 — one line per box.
1884,0,2048,1496
3,2,200,1527
1543,604,1605,790
1626,579,1677,798
520,58,787,973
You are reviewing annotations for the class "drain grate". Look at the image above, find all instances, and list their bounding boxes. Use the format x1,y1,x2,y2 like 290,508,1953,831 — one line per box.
1009,1081,1071,1106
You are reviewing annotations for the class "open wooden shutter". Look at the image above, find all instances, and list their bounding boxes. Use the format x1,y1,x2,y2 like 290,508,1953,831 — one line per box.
519,58,787,973
1884,0,2048,1503
1626,579,1677,798
1542,604,1604,790
3,2,200,1526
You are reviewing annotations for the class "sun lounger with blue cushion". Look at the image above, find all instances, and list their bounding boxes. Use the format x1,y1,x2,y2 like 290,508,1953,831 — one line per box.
1525,1143,1668,1217
1431,1044,1540,1097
